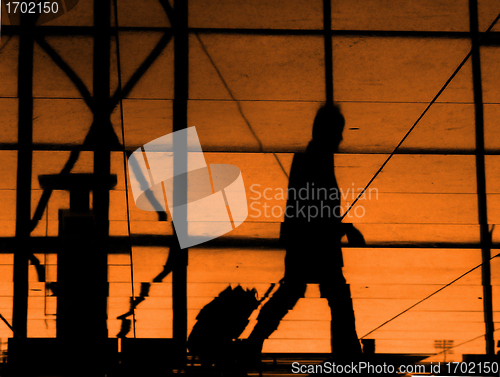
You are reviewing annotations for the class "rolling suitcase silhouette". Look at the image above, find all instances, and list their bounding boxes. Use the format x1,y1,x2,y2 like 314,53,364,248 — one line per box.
188,284,275,367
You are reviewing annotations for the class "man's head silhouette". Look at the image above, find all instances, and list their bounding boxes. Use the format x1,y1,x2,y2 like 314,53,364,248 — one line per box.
312,104,345,152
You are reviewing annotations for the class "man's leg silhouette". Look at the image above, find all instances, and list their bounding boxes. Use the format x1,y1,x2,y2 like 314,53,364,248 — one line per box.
320,271,362,356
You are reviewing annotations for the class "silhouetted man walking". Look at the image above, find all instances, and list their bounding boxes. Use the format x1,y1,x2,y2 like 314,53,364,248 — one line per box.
246,104,364,360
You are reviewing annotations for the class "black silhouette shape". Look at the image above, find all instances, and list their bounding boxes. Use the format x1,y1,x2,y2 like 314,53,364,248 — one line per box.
115,249,178,337
188,286,259,369
187,284,275,374
245,104,365,362
26,29,173,284
117,283,152,322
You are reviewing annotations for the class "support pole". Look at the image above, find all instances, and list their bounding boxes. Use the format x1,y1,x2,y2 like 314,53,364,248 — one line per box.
89,1,112,372
468,0,495,355
323,0,333,104
13,12,35,340
172,0,189,369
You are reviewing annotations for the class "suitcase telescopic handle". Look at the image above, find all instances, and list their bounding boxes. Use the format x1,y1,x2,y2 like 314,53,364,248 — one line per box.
258,283,276,304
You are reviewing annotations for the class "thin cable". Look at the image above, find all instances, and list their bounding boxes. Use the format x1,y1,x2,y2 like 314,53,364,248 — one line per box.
432,326,500,357
113,0,136,338
194,33,263,150
194,33,290,178
357,12,500,339
341,11,500,221
0,312,21,338
361,250,500,339
0,36,13,53
402,326,500,369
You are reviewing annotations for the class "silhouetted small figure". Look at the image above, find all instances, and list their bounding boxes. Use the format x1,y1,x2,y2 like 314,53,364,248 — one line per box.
117,283,151,321
245,104,364,362
116,247,179,337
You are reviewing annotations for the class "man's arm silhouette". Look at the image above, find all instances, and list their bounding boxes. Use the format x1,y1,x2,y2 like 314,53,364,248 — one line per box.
342,223,366,246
